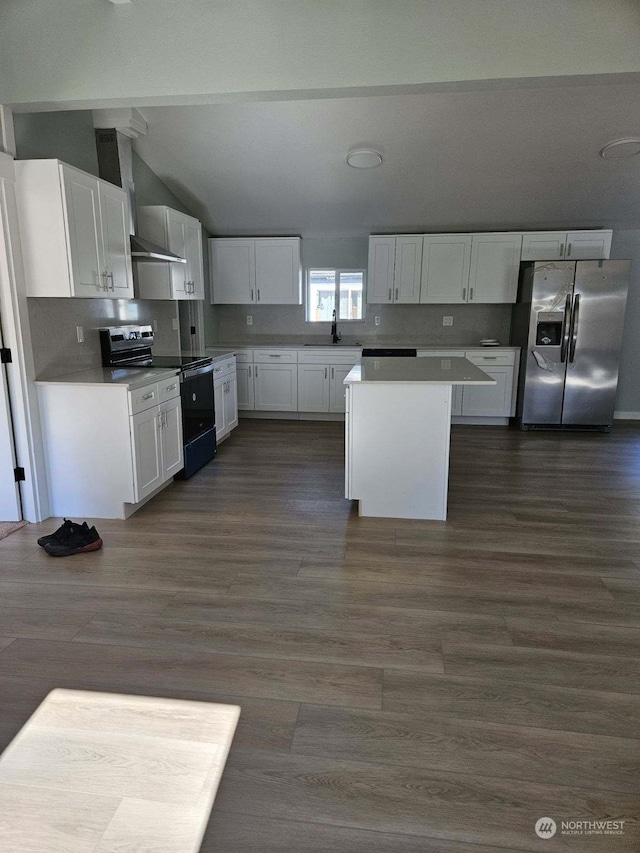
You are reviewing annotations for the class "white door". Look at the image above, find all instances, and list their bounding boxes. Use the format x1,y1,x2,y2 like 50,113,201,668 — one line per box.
166,209,188,298
60,165,104,297
393,236,422,303
298,364,329,412
210,239,255,304
521,232,566,261
214,378,226,439
469,233,523,303
329,364,354,413
223,376,239,432
461,367,513,417
254,239,301,304
421,234,472,303
0,353,20,521
160,397,183,479
254,364,298,411
236,363,254,410
566,230,612,260
99,182,133,298
185,218,204,299
131,407,163,501
367,237,395,303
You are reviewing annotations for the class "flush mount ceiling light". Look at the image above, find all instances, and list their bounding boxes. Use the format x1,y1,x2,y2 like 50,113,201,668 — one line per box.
599,138,640,159
346,149,383,169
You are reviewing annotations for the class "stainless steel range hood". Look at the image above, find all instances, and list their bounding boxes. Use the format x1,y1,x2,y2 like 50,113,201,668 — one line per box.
94,128,186,264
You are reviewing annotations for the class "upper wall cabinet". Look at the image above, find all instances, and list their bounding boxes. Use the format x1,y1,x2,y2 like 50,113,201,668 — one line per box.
521,230,612,262
421,234,472,304
15,160,133,299
136,206,204,300
468,233,523,303
367,235,422,304
210,237,301,305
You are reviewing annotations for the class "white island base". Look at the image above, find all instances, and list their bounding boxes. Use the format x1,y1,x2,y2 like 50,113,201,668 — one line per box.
344,357,495,520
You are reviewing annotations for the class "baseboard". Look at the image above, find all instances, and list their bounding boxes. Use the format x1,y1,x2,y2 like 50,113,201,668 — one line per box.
451,416,510,426
239,411,345,421
614,411,640,420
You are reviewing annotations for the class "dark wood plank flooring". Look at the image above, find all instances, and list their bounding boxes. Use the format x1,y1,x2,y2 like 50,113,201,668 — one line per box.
1,419,640,851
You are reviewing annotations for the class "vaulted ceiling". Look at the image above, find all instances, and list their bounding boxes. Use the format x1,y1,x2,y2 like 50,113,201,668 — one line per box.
134,81,640,237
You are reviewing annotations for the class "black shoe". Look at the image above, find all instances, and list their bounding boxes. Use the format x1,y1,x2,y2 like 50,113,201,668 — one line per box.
43,525,103,557
37,519,88,548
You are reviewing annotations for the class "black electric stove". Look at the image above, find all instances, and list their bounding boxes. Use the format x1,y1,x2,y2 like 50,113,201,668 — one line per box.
99,325,216,479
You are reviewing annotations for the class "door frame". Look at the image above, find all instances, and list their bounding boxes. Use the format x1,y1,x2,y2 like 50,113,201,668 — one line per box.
0,151,49,521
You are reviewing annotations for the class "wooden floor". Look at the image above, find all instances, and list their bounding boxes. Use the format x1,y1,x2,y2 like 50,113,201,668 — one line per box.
1,419,640,852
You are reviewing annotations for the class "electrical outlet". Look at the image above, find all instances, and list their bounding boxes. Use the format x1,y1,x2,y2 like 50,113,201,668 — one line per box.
246,315,253,326
171,318,179,331
374,316,381,326
76,325,84,344
442,316,454,327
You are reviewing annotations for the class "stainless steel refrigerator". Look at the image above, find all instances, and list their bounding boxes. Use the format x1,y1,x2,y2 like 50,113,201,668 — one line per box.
512,260,630,431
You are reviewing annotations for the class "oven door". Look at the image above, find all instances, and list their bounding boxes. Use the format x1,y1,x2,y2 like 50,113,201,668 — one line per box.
180,365,215,445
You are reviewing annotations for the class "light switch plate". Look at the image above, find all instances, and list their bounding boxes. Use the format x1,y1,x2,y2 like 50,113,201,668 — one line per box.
171,318,179,331
76,325,84,344
374,316,381,326
442,316,454,327
247,315,253,326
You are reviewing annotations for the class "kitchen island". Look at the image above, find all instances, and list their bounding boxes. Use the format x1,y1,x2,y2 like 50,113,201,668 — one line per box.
344,357,495,520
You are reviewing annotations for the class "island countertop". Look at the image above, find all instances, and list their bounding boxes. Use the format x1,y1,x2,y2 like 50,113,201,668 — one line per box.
344,356,496,385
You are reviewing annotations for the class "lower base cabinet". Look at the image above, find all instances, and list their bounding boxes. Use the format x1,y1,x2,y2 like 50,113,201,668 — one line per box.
37,376,183,519
213,356,239,441
236,363,255,410
298,363,356,414
254,363,298,411
460,367,513,417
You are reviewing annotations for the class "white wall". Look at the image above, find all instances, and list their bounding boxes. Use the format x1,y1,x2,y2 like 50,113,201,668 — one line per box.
611,229,640,416
2,1,640,109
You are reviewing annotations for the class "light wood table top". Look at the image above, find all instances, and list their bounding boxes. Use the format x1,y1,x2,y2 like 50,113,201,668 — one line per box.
0,688,240,853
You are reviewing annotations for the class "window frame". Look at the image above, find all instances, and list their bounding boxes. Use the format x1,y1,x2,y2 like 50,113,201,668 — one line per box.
305,268,367,324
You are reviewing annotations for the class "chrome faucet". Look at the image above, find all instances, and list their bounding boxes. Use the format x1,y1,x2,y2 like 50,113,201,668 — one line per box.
331,309,341,345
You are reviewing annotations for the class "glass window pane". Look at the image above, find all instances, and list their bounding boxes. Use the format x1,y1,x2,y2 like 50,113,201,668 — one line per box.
338,272,363,320
308,270,336,322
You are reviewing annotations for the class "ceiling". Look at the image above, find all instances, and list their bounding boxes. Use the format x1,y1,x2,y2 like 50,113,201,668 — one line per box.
134,81,640,237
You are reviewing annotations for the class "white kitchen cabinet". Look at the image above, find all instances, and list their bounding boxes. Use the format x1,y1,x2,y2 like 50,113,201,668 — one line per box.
136,205,204,300
131,405,164,500
236,363,255,410
393,236,423,303
367,237,395,303
15,159,134,298
254,363,298,411
213,356,239,441
468,233,523,303
367,236,421,304
420,234,472,303
461,366,513,417
37,374,182,519
298,364,330,412
329,364,355,413
521,230,612,261
210,237,301,305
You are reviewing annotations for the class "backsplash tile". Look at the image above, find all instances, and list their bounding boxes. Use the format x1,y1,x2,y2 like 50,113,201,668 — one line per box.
28,298,180,377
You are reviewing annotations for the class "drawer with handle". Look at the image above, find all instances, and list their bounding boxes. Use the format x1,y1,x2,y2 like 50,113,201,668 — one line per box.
129,382,160,416
253,349,298,364
465,350,516,367
158,378,180,403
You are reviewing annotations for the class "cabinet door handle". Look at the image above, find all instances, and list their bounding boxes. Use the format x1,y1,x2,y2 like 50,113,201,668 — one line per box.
257,288,261,301
469,287,474,301
165,384,177,392
559,243,564,257
250,289,254,301
269,354,281,358
324,367,328,379
388,288,391,301
101,271,109,291
567,243,572,257
157,412,163,430
141,392,154,400
462,288,466,301
395,288,399,300
107,272,114,291
331,367,334,379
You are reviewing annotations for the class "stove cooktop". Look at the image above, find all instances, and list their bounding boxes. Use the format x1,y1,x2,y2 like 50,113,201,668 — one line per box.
151,355,212,370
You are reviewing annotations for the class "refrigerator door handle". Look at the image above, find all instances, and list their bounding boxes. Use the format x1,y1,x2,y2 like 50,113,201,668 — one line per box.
568,294,580,363
560,293,572,363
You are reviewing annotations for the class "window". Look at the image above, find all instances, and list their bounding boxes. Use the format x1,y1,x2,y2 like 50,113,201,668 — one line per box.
306,269,365,322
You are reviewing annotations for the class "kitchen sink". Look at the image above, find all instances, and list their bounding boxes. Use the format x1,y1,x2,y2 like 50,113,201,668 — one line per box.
303,342,362,347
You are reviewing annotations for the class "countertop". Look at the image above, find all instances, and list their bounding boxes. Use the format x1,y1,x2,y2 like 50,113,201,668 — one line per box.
35,366,180,390
344,357,497,385
207,342,519,352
